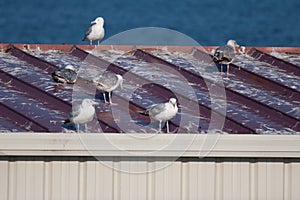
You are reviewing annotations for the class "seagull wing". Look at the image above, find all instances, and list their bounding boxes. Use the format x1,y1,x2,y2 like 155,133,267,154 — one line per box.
148,103,166,118
213,45,235,63
93,72,118,91
64,104,82,124
82,24,94,41
52,68,77,83
69,104,82,119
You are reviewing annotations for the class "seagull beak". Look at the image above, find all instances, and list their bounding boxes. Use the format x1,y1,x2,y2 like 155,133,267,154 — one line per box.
92,101,99,105
90,21,96,25
178,104,187,109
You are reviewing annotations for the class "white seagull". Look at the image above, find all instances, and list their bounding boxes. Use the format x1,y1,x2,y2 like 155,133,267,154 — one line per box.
92,71,123,104
213,39,239,75
82,17,105,45
141,98,178,133
64,99,99,132
52,64,78,84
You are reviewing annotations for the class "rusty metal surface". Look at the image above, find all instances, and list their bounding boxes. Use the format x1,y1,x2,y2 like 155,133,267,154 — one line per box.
193,49,300,102
72,47,255,133
0,44,299,134
247,48,300,77
134,49,299,131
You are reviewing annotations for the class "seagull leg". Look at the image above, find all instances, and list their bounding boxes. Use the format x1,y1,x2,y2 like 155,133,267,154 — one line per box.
226,62,234,76
219,64,223,75
109,92,112,104
166,121,169,133
158,121,162,133
97,40,100,46
76,123,80,133
226,64,230,76
90,40,92,45
103,92,108,104
108,92,118,105
84,124,88,133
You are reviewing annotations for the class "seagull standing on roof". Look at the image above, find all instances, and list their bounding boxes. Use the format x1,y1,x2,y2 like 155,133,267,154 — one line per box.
52,64,78,84
140,98,178,133
64,99,99,132
213,40,240,75
92,71,123,105
82,17,105,45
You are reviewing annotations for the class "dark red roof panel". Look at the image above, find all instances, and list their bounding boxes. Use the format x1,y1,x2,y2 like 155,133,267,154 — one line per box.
0,44,299,134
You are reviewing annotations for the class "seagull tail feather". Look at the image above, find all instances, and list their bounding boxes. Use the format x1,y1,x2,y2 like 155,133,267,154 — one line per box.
63,119,72,124
137,110,149,116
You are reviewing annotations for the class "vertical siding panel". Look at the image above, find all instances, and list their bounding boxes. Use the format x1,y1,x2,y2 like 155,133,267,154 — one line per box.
86,161,96,200
133,161,148,200
165,162,181,200
44,159,52,200
232,162,241,200
188,162,199,200
113,160,121,200
119,160,130,200
0,160,9,200
232,161,251,200
223,162,233,200
291,163,300,200
215,161,223,200
78,159,87,200
2,157,300,200
60,161,69,200
25,161,44,200
51,161,62,200
147,158,155,200
284,162,291,200
67,161,80,200
199,161,215,200
8,160,17,200
180,162,189,200
250,161,258,200
16,161,26,200
95,161,114,200
118,160,149,200
267,162,284,200
153,161,165,200
257,162,267,200
239,162,250,200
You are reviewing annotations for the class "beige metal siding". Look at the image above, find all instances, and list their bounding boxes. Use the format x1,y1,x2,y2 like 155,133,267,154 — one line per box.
0,158,300,200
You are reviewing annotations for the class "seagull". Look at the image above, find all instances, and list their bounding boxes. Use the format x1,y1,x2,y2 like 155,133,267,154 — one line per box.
64,99,99,132
82,17,105,45
139,98,178,133
92,71,123,104
52,65,78,84
213,40,239,75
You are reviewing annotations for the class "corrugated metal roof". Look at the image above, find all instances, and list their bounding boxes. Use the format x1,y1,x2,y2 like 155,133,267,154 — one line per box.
0,44,299,134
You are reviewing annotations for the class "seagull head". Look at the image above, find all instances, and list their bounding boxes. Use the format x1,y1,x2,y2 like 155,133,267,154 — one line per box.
227,40,240,48
169,98,177,107
116,74,124,89
91,17,104,26
65,64,78,72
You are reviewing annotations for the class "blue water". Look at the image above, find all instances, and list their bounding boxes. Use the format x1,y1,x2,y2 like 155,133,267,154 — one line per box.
0,0,299,46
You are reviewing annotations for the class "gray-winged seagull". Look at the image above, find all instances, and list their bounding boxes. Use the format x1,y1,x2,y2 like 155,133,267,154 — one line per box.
64,98,99,132
92,71,123,104
213,40,239,75
52,64,78,84
140,98,178,133
82,17,105,45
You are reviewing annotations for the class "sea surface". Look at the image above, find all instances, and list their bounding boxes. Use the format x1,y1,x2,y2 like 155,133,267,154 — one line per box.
0,0,299,46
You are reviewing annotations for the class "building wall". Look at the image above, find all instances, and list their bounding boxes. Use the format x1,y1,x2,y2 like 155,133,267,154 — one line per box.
1,156,300,200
